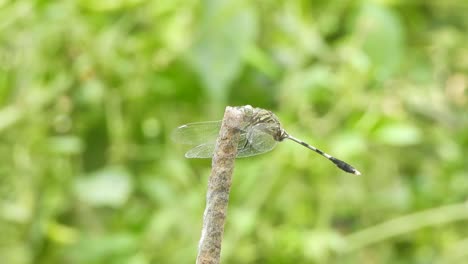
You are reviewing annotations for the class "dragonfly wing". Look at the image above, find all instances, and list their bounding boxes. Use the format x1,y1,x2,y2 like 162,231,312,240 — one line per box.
183,131,250,159
185,143,215,158
236,132,276,158
186,133,255,158
172,121,222,145
237,143,269,157
185,138,247,159
247,124,278,153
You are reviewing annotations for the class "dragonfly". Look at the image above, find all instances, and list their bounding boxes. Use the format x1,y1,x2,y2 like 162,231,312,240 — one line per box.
172,106,361,175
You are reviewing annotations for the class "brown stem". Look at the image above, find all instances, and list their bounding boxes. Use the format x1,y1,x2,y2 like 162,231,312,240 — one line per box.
196,106,243,264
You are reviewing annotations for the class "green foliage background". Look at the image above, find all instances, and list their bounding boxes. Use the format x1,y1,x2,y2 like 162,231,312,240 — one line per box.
1,0,467,263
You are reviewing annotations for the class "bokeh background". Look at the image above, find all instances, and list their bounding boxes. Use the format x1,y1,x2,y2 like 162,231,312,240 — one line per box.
1,0,467,263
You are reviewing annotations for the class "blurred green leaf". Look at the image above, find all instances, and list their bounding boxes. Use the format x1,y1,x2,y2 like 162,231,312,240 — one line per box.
0,105,21,133
244,45,280,78
303,230,346,261
0,0,9,8
352,3,404,80
0,245,30,264
187,0,257,102
48,136,83,155
374,123,422,146
74,167,133,207
330,132,366,157
79,0,144,11
71,233,138,263
46,221,79,245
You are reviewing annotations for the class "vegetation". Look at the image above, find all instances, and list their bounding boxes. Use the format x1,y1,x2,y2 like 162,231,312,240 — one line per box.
1,0,467,263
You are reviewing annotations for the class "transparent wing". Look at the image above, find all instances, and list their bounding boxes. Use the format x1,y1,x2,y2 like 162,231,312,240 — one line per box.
184,133,249,159
237,143,273,157
237,124,277,157
176,121,277,159
171,121,222,145
185,143,216,158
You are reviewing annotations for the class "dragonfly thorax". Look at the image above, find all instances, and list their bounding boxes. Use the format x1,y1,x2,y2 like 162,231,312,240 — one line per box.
248,108,286,142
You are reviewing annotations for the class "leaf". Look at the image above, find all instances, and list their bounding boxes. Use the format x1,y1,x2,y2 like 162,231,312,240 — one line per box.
352,4,404,80
48,136,83,155
374,123,422,146
187,0,257,102
70,233,138,263
74,167,133,207
79,0,144,11
303,230,346,261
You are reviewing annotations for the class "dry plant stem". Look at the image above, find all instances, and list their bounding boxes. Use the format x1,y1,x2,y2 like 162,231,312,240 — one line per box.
196,106,243,264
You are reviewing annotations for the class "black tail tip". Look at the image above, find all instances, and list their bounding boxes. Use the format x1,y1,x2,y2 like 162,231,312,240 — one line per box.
330,157,361,175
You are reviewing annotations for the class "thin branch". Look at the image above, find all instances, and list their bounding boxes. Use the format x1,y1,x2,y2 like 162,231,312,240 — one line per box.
196,106,243,264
